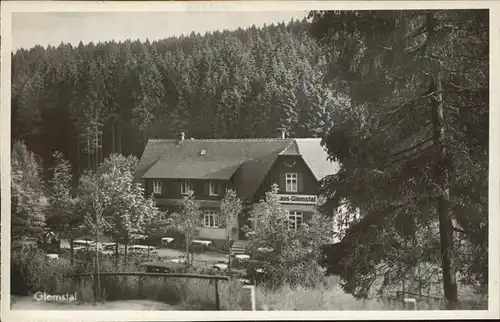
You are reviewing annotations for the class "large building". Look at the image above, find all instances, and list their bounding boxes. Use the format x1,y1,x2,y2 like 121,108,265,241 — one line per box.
136,132,347,248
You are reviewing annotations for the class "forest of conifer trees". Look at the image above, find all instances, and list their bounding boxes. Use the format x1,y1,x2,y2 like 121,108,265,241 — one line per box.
12,18,341,180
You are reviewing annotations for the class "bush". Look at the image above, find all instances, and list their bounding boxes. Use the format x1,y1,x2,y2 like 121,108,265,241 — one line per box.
255,276,397,310
11,249,242,308
243,185,335,288
11,248,67,295
11,247,96,301
12,248,487,310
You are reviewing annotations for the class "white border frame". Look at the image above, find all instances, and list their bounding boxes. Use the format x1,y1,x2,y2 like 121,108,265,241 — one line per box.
1,1,499,321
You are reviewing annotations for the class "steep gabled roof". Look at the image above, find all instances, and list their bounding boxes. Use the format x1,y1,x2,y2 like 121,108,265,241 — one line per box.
232,152,281,201
145,160,242,180
135,139,174,181
136,137,340,200
279,140,301,156
139,139,293,180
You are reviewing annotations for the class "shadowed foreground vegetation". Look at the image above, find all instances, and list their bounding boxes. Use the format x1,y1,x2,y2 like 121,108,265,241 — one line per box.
11,248,487,310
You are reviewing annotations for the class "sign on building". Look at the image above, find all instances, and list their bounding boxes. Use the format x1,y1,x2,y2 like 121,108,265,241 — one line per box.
278,194,318,205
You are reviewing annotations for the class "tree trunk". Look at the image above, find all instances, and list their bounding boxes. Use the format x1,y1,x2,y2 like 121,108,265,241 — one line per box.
76,142,81,177
147,239,151,261
227,215,232,273
94,110,99,170
430,68,458,309
87,137,91,170
115,241,119,268
69,237,74,265
95,123,99,170
101,129,104,164
112,120,115,154
124,237,128,260
118,122,122,154
185,234,190,269
95,223,101,303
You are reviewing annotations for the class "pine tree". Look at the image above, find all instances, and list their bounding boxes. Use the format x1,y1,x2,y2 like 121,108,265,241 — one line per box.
310,10,488,307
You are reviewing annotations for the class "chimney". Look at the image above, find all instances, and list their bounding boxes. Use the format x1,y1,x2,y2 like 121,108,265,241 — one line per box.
277,128,286,139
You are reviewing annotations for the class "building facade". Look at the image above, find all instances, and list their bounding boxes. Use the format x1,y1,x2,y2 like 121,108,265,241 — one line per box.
136,134,344,247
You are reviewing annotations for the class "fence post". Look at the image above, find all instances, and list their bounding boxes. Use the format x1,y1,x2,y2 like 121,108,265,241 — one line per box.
91,273,98,303
242,285,256,311
215,280,220,310
404,297,417,310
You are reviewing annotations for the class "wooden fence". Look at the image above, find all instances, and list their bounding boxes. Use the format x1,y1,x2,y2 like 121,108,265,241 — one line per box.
386,290,445,310
63,272,230,310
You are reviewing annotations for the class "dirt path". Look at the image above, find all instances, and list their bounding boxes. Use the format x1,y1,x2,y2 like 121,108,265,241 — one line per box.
11,296,176,310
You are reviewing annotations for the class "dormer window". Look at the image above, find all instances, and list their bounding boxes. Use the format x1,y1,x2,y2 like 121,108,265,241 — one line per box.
153,180,162,195
181,180,192,195
200,149,207,156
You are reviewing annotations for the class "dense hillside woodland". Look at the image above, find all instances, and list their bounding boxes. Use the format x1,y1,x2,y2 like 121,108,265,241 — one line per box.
11,10,489,308
12,18,339,180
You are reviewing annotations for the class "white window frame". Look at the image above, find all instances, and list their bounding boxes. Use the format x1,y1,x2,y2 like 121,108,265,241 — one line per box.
153,180,162,194
209,181,221,196
181,180,192,195
204,210,219,228
288,211,303,230
285,173,298,193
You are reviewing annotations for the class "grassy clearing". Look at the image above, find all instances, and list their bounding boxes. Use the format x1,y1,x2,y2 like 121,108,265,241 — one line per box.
256,276,403,311
255,276,487,311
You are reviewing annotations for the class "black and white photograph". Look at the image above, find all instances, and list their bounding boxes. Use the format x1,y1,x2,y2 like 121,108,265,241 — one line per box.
1,1,498,320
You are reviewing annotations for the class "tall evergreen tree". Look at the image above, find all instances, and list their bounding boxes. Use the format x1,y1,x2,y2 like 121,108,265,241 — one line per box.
309,10,488,308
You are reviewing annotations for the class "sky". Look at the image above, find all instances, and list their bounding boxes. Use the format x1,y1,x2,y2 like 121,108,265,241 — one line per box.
12,11,309,51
